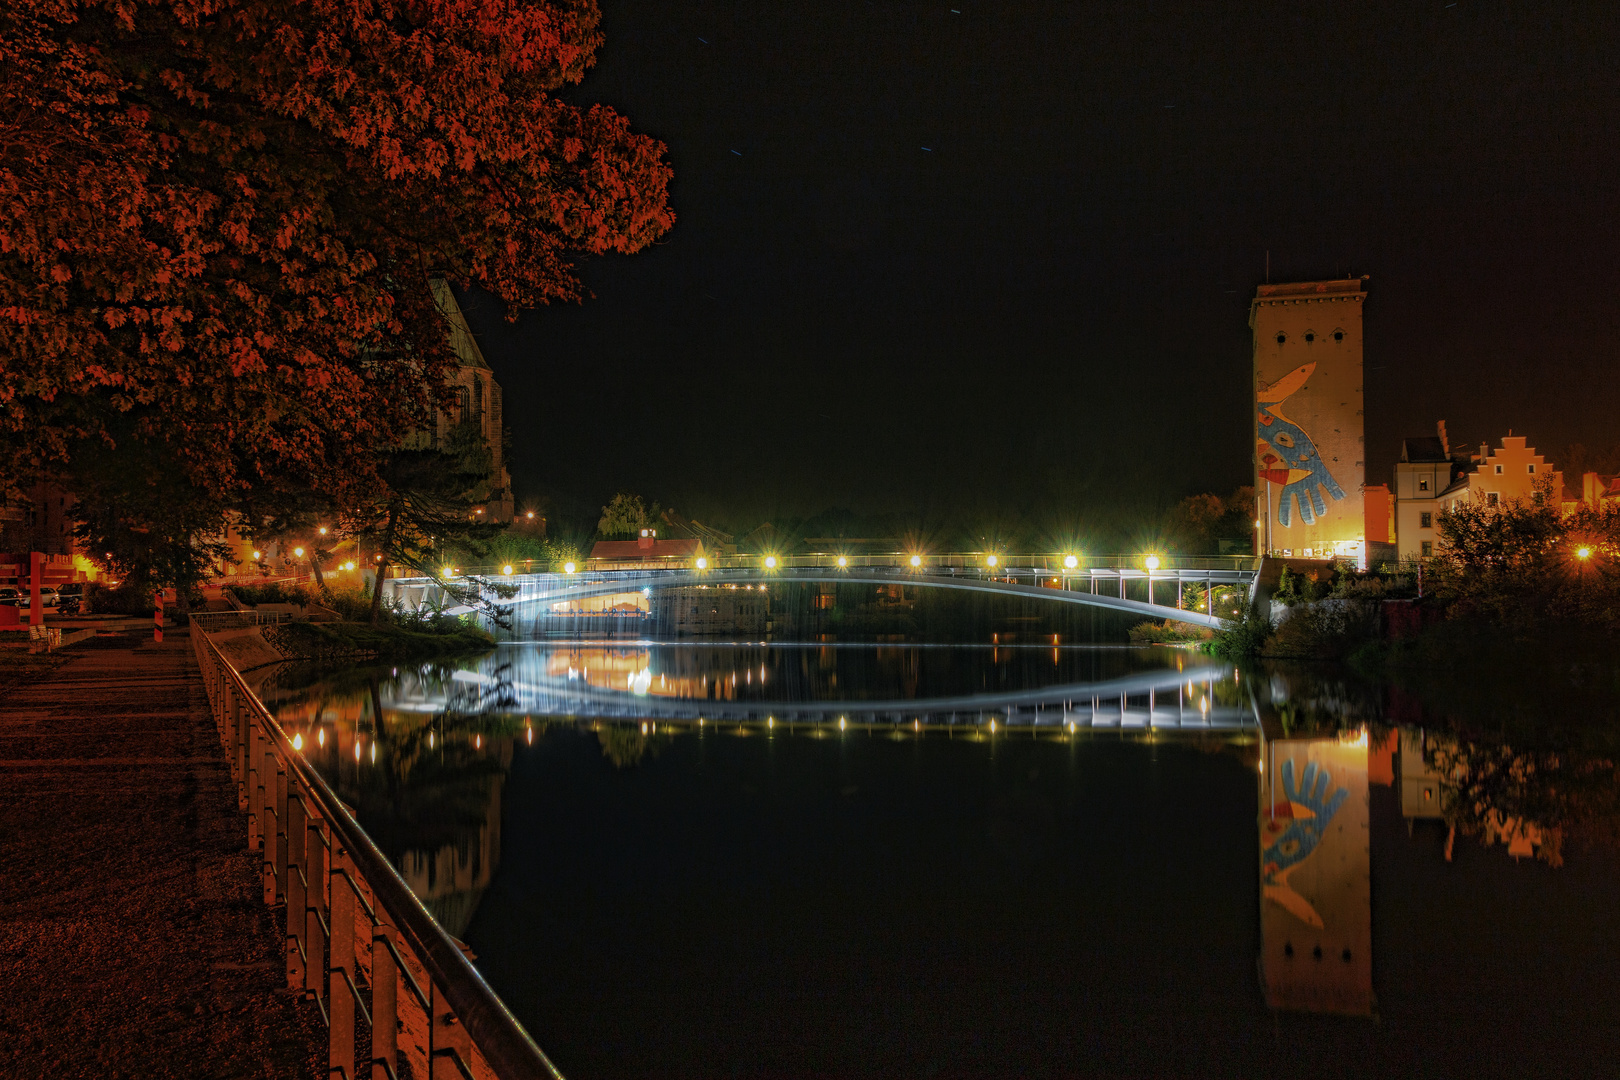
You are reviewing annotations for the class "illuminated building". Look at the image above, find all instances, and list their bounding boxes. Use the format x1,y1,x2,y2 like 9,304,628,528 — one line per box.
418,280,515,523
1394,424,1562,559
1251,279,1367,563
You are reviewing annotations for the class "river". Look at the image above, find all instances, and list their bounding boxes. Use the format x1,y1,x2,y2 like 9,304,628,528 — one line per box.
259,637,1620,1078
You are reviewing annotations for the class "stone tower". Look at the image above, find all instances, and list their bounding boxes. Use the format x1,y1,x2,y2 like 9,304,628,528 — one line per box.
1251,278,1367,561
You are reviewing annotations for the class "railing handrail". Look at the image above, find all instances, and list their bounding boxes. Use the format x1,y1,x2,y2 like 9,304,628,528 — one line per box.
422,552,1259,576
192,629,565,1080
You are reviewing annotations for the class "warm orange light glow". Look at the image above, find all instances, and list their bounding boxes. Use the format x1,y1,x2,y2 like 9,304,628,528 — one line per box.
909,554,922,568
292,733,303,750
343,561,355,571
252,550,261,560
1577,546,1593,560
293,546,306,558
318,527,328,536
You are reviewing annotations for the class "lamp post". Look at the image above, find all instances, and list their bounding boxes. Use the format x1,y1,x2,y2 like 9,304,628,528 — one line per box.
1145,554,1161,606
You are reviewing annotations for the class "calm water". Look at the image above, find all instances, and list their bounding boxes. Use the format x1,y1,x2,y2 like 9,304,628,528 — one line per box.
262,641,1620,1078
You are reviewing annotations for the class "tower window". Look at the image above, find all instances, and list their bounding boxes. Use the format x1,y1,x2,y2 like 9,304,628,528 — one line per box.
1333,330,1344,341
1418,478,1429,492
1276,332,1287,344
1304,331,1315,342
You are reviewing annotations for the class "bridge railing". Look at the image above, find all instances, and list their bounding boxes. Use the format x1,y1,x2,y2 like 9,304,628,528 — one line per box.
189,628,565,1080
440,552,1258,577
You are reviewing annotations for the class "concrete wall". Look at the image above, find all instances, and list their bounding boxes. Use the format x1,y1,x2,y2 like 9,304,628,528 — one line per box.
1252,280,1367,562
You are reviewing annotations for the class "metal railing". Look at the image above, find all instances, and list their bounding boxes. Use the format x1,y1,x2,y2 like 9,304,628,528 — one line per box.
189,609,292,631
190,628,565,1080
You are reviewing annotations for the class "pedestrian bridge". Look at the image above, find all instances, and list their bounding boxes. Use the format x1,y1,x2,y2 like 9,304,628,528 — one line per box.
381,554,1258,629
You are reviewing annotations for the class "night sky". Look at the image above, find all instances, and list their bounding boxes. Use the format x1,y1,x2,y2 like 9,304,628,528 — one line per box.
459,0,1620,534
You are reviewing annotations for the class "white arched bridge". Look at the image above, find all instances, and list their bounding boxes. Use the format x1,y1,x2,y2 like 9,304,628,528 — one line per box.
380,553,1259,629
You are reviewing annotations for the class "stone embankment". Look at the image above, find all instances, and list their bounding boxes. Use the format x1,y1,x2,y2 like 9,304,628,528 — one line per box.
0,628,322,1079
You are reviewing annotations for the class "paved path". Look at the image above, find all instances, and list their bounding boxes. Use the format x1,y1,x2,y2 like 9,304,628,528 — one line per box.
0,629,322,1079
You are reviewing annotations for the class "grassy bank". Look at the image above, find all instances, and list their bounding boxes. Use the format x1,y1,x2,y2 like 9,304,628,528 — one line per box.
265,620,495,662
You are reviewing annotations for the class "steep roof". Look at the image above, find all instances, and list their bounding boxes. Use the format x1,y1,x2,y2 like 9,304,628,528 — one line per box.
429,278,491,371
1401,436,1448,463
589,538,705,561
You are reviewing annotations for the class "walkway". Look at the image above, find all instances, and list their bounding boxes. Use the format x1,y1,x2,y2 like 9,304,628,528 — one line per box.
0,629,322,1079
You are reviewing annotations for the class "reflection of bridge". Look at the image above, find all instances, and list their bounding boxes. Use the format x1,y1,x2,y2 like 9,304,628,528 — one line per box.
382,554,1258,630
383,653,1255,731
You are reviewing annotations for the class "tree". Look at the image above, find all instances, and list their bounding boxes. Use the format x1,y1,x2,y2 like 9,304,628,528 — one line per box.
345,423,505,625
597,492,658,538
1,0,673,580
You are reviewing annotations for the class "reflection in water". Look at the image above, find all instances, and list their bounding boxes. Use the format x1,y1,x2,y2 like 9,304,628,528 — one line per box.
256,644,1620,1073
1259,732,1372,1016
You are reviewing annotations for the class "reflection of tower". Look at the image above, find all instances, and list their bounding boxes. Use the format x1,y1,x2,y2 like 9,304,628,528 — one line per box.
1258,734,1372,1016
1251,279,1367,563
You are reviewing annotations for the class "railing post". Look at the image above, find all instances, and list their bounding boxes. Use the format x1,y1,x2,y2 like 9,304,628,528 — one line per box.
330,862,357,1080
371,926,398,1076
287,794,307,990
275,761,290,902
307,819,327,1000
430,983,473,1080
247,722,262,851
262,739,278,905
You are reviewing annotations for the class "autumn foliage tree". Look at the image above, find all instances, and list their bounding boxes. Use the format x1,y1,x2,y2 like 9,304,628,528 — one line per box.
0,0,672,585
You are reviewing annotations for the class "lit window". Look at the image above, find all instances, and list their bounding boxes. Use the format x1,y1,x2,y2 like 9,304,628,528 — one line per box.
1418,478,1429,492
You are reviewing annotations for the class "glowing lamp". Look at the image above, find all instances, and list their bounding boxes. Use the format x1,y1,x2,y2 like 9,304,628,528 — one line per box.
1063,554,1078,570
344,561,355,571
563,561,577,574
293,546,305,558
526,511,535,519
252,550,261,560
985,555,998,568
502,564,514,575
1577,547,1592,560
836,556,848,568
909,554,922,568
1145,554,1161,572
696,557,708,570
765,555,778,569
318,527,327,536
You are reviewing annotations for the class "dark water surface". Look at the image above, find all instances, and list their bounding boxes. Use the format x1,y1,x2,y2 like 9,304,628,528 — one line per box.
264,642,1620,1078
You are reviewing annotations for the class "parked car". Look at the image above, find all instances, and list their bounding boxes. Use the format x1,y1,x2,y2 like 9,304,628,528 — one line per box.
0,587,18,607
36,586,58,608
56,582,84,599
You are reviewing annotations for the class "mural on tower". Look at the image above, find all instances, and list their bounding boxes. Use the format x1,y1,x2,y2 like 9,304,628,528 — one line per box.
1251,279,1368,559
1257,362,1348,527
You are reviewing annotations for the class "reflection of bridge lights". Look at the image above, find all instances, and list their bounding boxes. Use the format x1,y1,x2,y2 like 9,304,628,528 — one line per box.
526,727,533,744
989,719,997,733
370,743,376,763
839,717,847,730
696,557,708,570
564,561,577,574
1145,554,1161,571
475,734,482,748
318,729,325,746
985,554,998,568
355,741,362,761
910,554,922,568
765,555,778,569
292,733,303,751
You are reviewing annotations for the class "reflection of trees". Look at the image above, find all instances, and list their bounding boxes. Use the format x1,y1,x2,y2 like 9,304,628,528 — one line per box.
596,724,670,768
1426,736,1620,866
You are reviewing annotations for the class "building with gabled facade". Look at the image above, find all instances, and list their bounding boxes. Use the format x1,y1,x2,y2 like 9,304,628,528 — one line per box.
425,279,514,523
1393,424,1563,559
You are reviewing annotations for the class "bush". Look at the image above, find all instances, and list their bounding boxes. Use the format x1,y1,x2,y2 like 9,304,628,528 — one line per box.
1128,620,1212,645
1203,607,1272,660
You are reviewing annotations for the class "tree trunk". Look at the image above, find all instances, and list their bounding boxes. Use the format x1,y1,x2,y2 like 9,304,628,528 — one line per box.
369,504,401,627
309,552,327,595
